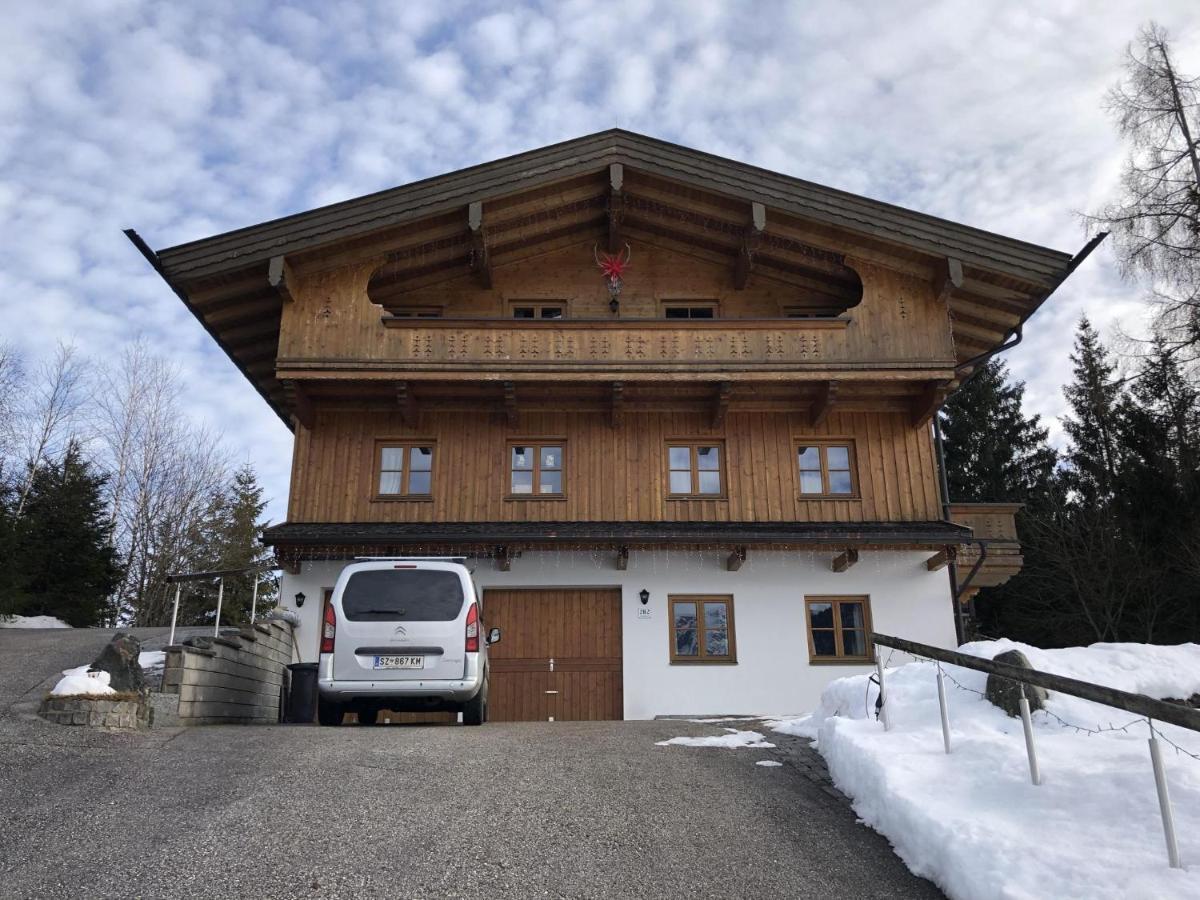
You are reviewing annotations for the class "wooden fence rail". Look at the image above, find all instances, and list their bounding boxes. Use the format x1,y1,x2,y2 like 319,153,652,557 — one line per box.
871,632,1200,733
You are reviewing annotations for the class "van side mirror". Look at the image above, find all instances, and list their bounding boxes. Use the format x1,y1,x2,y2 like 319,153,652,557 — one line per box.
487,627,501,645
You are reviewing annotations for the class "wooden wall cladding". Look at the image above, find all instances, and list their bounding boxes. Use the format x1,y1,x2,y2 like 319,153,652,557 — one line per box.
288,409,942,525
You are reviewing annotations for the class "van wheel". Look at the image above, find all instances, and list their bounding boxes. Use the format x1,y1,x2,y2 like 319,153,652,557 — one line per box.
358,708,379,726
317,698,344,727
463,680,488,726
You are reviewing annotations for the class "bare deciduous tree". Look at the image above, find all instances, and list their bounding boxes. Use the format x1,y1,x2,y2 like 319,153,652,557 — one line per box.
1089,22,1200,364
14,342,88,517
0,343,25,483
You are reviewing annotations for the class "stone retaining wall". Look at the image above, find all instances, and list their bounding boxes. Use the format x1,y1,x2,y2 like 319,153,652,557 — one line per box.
40,696,148,729
162,620,295,725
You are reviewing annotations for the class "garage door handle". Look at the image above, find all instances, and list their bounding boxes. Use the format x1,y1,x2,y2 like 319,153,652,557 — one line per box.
544,690,559,694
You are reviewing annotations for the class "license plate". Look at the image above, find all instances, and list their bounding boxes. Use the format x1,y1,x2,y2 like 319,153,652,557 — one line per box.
373,655,424,669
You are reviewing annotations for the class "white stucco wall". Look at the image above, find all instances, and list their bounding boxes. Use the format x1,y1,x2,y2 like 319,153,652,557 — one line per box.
280,549,955,719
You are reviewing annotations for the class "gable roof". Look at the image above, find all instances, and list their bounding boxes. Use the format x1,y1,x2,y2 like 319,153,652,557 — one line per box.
129,129,1093,426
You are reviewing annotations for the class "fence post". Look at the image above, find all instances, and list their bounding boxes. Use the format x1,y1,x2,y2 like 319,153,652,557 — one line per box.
875,646,890,731
168,583,182,646
213,577,224,637
250,576,260,624
1148,723,1182,869
1018,686,1041,785
936,663,952,754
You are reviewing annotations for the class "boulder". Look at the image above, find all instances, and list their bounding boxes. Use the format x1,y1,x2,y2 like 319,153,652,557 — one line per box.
985,649,1047,718
90,632,145,693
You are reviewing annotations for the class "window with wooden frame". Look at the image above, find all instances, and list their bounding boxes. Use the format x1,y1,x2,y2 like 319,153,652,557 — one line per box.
660,300,718,319
669,596,737,664
666,442,725,497
375,442,435,498
795,441,857,497
781,304,839,319
805,596,873,663
510,301,567,319
507,441,566,497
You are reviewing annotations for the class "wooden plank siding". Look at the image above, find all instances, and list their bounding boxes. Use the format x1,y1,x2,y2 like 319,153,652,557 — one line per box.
287,410,941,524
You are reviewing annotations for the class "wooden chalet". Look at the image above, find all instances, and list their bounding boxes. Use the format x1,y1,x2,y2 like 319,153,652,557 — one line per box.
130,130,1095,719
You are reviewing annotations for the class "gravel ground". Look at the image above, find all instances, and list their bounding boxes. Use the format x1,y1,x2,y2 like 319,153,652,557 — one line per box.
0,629,942,899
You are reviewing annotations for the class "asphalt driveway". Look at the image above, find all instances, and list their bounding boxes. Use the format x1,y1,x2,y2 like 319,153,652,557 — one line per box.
0,630,941,899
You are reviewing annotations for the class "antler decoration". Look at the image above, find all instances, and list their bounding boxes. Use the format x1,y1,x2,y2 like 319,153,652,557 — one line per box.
594,243,632,304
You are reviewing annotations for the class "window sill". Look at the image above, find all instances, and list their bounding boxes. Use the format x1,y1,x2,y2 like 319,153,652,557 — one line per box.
371,496,435,503
797,494,863,501
669,659,738,666
808,657,874,666
666,495,730,502
504,495,567,501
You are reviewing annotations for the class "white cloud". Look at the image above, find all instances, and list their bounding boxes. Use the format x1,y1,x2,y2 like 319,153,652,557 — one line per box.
1,0,1198,522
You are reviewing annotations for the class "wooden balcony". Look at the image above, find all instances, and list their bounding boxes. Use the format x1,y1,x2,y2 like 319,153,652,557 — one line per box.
357,316,954,380
948,502,1024,596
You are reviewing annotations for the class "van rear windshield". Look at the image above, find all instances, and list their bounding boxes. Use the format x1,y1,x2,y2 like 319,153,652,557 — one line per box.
341,570,465,622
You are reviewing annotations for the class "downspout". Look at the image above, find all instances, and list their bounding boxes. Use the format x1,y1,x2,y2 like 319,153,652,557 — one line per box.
936,231,1107,644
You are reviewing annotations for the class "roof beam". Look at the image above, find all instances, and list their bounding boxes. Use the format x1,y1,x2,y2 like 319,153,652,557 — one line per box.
495,546,512,572
616,546,629,571
910,380,947,428
733,202,766,290
280,380,314,430
727,547,747,572
809,380,839,427
503,380,518,427
925,547,954,571
610,381,625,428
467,201,492,289
267,255,295,303
832,548,859,573
711,381,733,428
607,163,624,253
396,381,417,428
935,257,964,304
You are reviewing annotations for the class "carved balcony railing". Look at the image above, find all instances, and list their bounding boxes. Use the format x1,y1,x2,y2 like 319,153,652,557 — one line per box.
948,502,1024,595
360,316,953,377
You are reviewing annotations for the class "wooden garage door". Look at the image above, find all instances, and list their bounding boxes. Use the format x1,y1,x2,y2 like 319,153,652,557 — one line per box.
484,589,622,722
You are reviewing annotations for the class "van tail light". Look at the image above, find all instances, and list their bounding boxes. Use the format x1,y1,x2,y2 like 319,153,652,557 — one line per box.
465,602,479,653
321,600,336,654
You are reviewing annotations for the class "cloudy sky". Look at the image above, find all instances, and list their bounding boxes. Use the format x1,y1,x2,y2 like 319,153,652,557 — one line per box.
2,0,1198,522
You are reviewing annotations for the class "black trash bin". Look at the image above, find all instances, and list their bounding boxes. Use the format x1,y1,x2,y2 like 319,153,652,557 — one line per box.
286,662,318,724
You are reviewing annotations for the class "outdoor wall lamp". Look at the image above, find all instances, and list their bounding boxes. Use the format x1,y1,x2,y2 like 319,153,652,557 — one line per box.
294,591,306,608
639,589,650,605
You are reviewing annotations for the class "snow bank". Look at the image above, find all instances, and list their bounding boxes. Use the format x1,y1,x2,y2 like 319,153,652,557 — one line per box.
0,614,71,629
138,650,166,669
656,728,776,749
50,665,115,697
770,640,1200,899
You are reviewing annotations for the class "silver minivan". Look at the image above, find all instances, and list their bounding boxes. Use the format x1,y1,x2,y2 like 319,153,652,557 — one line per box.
316,558,498,726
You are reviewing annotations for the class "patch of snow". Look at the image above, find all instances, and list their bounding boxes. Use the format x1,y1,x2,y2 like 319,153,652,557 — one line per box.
0,614,71,629
765,713,818,740
656,728,776,749
686,716,765,723
755,760,783,767
784,640,1200,899
50,665,115,697
138,650,166,669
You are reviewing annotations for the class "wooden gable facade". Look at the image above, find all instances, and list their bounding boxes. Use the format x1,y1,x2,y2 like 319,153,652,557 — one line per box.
130,130,1094,595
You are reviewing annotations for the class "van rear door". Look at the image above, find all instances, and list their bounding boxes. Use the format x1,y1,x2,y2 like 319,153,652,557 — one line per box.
332,567,468,681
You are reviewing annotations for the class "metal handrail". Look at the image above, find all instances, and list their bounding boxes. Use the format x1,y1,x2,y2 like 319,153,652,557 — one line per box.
165,564,278,645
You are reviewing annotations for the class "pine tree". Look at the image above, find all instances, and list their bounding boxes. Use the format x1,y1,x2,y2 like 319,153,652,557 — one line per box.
939,359,1057,503
1061,318,1124,505
9,442,122,627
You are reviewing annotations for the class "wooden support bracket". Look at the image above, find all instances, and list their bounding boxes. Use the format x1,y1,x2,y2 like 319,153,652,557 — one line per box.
712,381,733,428
832,548,859,573
910,381,947,428
396,381,417,428
809,380,839,427
280,379,314,430
607,163,624,253
468,201,492,289
502,381,518,427
726,547,747,572
496,546,512,572
925,547,954,571
935,257,964,304
733,201,766,290
610,381,625,428
267,255,294,303
616,546,629,571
